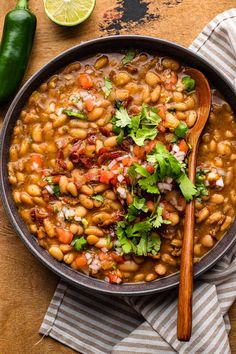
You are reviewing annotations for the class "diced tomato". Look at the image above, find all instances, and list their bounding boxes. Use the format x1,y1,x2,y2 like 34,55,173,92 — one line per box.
100,170,114,184
159,124,167,133
146,164,155,174
145,140,157,154
133,145,145,159
110,175,118,186
52,176,61,184
146,200,155,212
78,74,93,89
126,192,133,205
30,155,43,171
56,228,73,244
107,270,122,284
122,157,133,166
111,163,120,172
165,72,178,90
178,139,189,154
158,106,166,120
75,254,87,269
85,99,94,112
99,252,110,262
111,252,125,264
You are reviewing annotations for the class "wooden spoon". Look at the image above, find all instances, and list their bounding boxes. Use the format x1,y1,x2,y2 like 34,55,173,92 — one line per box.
177,68,211,341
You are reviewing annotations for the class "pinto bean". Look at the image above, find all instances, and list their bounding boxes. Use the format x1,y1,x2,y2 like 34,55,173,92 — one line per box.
201,235,214,248
196,207,209,223
87,235,99,245
49,246,63,261
92,212,110,225
79,194,93,209
145,72,160,86
27,184,41,197
59,176,68,194
155,264,167,275
80,185,93,195
206,211,223,225
94,55,109,70
145,273,158,282
85,227,104,237
220,216,233,231
210,194,224,204
67,182,78,197
88,107,104,121
119,261,139,272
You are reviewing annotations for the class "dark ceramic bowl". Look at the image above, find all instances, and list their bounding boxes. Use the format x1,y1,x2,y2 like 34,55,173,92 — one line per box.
0,36,236,295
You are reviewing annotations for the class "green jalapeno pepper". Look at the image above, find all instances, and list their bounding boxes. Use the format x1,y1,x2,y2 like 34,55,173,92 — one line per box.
0,0,36,105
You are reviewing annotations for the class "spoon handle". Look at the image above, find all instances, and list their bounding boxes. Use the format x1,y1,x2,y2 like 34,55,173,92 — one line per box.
177,145,197,341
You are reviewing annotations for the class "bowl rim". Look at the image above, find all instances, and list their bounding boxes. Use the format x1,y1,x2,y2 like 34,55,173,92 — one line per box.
1,35,236,296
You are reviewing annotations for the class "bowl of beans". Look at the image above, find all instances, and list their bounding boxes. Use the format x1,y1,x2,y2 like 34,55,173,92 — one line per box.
1,36,236,295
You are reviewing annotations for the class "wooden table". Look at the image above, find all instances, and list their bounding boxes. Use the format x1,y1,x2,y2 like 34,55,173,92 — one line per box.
0,1,235,353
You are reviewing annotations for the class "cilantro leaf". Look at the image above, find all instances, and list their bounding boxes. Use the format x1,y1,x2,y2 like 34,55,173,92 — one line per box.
182,76,196,92
52,184,60,198
174,122,188,139
177,173,197,202
104,77,113,98
138,173,160,194
126,219,153,238
195,170,208,201
134,164,149,177
130,126,158,146
92,195,104,203
126,196,148,221
121,49,136,65
62,109,87,120
147,142,182,179
113,106,131,128
71,236,87,251
116,129,124,145
116,222,134,254
151,206,171,228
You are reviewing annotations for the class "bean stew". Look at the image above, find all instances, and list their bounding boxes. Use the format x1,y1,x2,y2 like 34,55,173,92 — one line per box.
8,51,236,284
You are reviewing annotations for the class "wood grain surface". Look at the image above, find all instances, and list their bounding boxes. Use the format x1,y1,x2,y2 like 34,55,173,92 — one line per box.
0,1,235,353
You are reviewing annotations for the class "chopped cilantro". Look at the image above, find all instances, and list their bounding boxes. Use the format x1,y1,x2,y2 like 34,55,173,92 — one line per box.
112,104,161,146
177,173,197,202
28,135,33,144
116,221,134,254
82,218,88,229
195,170,208,201
45,176,53,184
106,234,111,248
71,236,87,251
126,196,148,221
92,195,104,203
168,107,176,112
116,217,162,256
151,206,171,228
182,76,196,92
62,109,87,120
174,122,188,139
51,185,60,198
113,106,131,128
147,142,182,179
104,77,113,98
131,164,160,194
121,49,136,65
116,129,125,144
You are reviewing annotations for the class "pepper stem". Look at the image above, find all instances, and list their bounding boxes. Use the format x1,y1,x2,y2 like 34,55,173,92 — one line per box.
16,0,28,10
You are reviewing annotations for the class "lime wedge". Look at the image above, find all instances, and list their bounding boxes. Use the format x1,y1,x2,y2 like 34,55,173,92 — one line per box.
44,0,96,27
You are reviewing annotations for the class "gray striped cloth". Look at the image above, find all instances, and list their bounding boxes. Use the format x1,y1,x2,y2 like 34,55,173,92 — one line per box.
40,9,236,354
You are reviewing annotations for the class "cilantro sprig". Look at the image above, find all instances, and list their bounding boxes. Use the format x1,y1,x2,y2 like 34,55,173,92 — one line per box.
104,77,113,98
71,236,87,251
121,49,136,65
62,109,87,120
112,104,161,146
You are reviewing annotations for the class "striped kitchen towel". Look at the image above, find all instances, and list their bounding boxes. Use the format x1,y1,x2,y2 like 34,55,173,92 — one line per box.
40,9,236,354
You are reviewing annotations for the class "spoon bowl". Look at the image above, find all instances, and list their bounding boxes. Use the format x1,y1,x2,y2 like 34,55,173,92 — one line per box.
177,68,211,341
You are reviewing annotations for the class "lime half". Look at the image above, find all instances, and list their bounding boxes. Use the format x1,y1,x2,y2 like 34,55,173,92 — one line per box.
44,0,96,27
